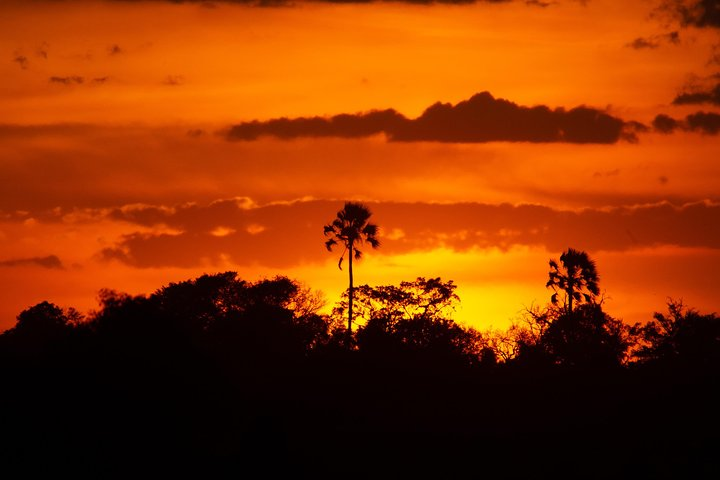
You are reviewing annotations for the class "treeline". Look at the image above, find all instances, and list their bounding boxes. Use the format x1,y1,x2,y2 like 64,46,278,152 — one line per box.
1,272,719,478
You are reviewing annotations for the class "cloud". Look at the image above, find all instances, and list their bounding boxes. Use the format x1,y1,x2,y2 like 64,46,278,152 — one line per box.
95,198,720,269
100,0,519,4
107,44,123,56
657,0,720,29
227,91,638,144
653,111,720,134
49,76,84,85
13,54,29,70
36,42,49,59
525,0,554,7
652,113,681,133
626,31,680,49
0,255,64,269
48,76,110,87
163,75,185,86
687,111,720,133
672,82,720,105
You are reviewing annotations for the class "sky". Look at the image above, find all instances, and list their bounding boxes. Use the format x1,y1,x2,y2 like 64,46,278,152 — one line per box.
1,0,719,332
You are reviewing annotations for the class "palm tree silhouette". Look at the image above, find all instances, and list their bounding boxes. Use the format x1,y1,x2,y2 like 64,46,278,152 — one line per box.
546,248,599,314
324,202,380,336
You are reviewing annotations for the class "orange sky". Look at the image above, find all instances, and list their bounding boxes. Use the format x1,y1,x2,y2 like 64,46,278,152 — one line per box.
1,0,719,332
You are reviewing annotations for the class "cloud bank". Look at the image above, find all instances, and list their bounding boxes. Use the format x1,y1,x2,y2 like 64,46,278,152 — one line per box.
72,198,720,269
228,92,636,144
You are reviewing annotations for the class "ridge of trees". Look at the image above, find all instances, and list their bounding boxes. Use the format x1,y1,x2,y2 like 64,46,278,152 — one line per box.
2,238,719,476
3,268,718,370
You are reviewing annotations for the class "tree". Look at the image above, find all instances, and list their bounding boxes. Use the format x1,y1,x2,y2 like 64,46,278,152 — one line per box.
510,303,634,368
323,202,380,336
334,277,459,325
1,301,82,356
546,248,599,314
345,278,485,367
634,300,720,366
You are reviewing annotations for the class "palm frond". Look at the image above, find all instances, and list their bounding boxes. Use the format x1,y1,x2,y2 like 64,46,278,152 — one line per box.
363,223,379,236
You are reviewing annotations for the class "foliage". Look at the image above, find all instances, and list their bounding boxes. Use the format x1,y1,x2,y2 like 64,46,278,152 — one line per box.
546,248,600,314
323,201,380,269
511,303,636,368
634,299,720,365
333,276,459,325
333,277,489,365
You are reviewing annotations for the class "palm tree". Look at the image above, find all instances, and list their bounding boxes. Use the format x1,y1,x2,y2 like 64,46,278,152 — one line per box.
546,248,599,314
324,202,380,335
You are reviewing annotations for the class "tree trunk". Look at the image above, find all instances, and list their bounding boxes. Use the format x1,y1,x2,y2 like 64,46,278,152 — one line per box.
348,243,354,338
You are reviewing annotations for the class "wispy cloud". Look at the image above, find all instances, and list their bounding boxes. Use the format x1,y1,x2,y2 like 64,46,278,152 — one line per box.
673,82,720,106
49,76,84,85
0,255,64,269
13,54,29,70
627,31,680,49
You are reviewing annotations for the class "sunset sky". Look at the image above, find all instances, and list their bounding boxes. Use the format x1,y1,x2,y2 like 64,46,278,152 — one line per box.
1,0,719,332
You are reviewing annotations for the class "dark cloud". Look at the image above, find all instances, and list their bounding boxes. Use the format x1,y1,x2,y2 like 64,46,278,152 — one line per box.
13,54,29,70
186,128,206,137
36,42,49,59
687,111,720,133
0,255,64,270
48,76,110,87
673,82,720,105
104,0,515,4
227,91,637,144
652,111,720,134
592,168,620,178
657,0,720,29
627,31,680,49
525,0,553,7
49,76,84,85
107,44,123,56
228,109,406,140
628,38,660,49
163,75,185,86
96,198,720,269
652,113,681,133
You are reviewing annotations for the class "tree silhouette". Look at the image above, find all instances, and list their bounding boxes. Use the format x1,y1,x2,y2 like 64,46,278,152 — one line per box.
336,277,459,325
546,248,599,314
323,202,380,336
634,300,720,366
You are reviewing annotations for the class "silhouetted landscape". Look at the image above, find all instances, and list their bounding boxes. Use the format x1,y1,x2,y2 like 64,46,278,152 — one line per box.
3,1,720,477
2,205,718,478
